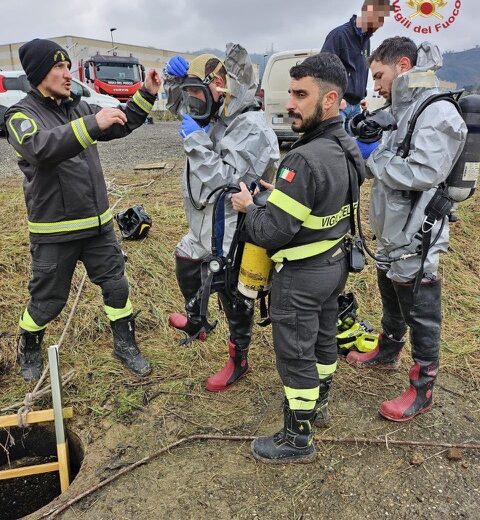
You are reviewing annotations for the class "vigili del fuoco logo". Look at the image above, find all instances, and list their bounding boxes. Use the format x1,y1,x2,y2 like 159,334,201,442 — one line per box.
392,0,462,34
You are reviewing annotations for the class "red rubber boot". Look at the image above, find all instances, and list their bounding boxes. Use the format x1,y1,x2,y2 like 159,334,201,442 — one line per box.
346,333,404,369
379,360,438,422
168,313,207,341
205,339,249,392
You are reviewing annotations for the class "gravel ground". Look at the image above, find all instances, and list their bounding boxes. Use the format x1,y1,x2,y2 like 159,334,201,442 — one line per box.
0,121,185,178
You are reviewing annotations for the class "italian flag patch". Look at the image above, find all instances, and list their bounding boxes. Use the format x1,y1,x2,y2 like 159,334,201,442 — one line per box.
279,167,296,183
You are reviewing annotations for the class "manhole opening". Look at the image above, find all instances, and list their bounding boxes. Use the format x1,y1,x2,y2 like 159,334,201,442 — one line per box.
0,424,84,520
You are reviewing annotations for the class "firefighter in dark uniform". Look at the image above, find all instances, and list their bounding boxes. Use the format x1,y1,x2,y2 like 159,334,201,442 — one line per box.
5,39,162,380
232,52,365,463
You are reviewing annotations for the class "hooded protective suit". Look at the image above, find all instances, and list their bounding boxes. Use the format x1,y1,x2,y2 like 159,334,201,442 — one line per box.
366,42,467,282
164,43,279,260
346,42,468,423
164,43,279,393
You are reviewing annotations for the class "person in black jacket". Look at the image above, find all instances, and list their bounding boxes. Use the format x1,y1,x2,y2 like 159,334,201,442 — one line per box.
322,0,392,132
232,53,365,463
5,39,161,381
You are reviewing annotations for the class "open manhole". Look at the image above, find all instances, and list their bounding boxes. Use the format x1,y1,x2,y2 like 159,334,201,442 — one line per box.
0,424,84,520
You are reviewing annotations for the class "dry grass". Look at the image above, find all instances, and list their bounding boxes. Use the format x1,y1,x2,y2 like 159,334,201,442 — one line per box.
0,169,479,420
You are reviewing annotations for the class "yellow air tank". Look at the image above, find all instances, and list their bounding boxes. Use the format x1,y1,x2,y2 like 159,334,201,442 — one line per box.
237,242,273,299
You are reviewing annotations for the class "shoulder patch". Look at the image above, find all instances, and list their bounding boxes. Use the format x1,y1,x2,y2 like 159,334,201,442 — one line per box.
7,112,38,144
278,167,296,183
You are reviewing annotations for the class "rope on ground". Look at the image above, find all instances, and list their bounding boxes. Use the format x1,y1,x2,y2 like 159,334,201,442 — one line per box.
40,433,480,519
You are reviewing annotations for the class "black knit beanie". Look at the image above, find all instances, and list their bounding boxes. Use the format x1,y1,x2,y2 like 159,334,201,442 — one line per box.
19,39,71,87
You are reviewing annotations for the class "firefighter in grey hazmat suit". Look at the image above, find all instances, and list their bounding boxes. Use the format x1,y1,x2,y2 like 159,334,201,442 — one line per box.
348,37,467,421
163,43,279,392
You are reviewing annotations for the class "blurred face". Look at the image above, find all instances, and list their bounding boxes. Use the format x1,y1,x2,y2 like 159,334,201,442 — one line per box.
359,2,392,32
38,61,72,100
286,76,323,134
370,57,411,102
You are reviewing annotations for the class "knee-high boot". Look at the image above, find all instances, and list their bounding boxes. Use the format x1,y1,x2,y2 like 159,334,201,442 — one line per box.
168,254,206,340
205,295,253,392
379,279,441,421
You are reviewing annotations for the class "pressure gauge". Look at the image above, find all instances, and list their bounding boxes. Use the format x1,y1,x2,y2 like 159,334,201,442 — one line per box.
209,258,222,273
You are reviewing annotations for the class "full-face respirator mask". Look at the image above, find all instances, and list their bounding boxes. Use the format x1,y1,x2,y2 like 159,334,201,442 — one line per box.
350,108,398,143
180,55,226,127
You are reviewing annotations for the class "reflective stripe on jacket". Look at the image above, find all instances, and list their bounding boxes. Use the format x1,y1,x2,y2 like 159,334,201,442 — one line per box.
245,117,365,263
5,87,156,243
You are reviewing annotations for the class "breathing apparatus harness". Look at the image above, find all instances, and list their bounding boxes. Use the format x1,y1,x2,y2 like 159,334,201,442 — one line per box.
351,91,465,292
180,182,272,345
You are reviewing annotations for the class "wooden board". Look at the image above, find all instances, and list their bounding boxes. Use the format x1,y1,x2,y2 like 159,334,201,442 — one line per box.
0,462,59,480
0,407,73,428
133,162,167,171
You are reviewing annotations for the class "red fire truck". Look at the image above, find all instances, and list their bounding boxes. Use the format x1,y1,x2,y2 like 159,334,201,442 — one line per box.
78,53,145,102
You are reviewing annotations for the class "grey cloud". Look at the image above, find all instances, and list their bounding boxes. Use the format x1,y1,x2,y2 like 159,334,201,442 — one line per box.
1,0,476,55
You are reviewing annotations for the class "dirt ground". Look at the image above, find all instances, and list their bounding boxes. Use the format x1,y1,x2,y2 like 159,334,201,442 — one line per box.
0,123,479,520
37,362,480,520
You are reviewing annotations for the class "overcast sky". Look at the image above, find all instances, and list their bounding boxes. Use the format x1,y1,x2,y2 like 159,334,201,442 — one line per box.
0,0,476,55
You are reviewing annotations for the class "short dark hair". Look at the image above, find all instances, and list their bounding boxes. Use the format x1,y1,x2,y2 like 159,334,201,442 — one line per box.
363,0,392,9
205,58,226,80
369,36,418,67
290,52,348,99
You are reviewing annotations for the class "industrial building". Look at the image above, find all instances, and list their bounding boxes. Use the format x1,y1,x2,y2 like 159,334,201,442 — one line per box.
0,35,194,73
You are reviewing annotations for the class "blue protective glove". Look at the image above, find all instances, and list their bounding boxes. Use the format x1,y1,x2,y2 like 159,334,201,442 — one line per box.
356,139,380,160
179,114,210,139
166,55,189,77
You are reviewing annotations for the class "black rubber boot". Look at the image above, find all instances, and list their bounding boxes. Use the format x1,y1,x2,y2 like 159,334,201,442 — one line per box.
314,376,333,428
111,314,151,376
376,278,442,421
168,255,205,339
251,400,316,464
218,293,254,349
394,278,442,362
379,359,439,421
377,268,408,340
17,329,45,382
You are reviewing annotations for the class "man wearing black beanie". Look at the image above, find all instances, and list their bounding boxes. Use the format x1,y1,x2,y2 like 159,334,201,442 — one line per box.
19,38,72,87
5,38,162,381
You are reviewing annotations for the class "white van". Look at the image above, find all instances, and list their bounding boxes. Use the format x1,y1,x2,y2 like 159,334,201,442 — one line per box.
260,49,320,144
69,77,121,109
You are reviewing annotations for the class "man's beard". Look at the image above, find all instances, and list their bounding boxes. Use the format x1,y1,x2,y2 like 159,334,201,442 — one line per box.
290,101,323,134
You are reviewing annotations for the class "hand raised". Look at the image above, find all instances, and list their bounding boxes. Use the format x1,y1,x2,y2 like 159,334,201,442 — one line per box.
144,69,162,96
95,108,128,130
